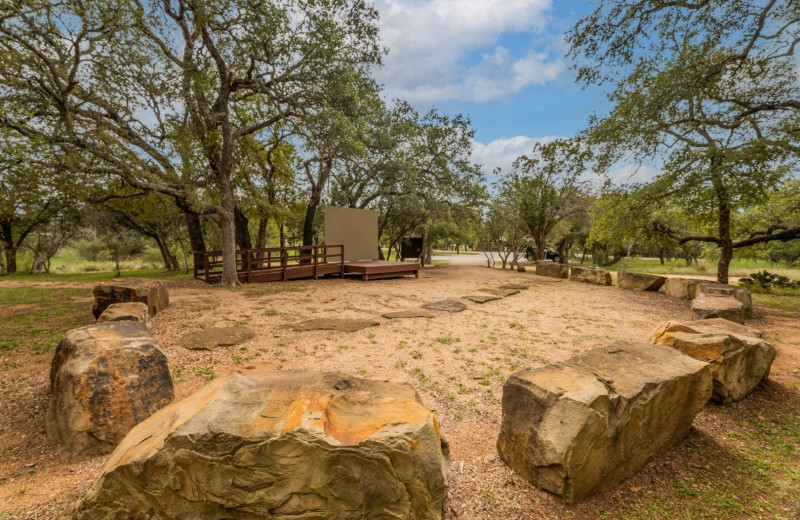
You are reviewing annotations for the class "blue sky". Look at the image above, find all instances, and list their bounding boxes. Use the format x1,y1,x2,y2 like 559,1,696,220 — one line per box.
372,0,615,177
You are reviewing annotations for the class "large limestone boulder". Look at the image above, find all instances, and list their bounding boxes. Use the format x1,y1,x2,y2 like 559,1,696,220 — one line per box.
97,302,150,327
662,278,702,299
649,318,762,339
536,261,569,279
617,271,667,291
74,372,449,520
692,295,745,324
47,322,174,462
497,342,711,504
650,321,775,403
92,278,169,319
570,266,612,286
697,282,753,318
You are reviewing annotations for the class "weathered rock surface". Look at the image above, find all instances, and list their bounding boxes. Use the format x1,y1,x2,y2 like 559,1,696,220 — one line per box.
291,318,379,332
535,261,569,279
661,278,702,299
680,318,764,338
96,302,150,327
47,322,174,462
74,371,449,520
499,284,528,290
177,326,256,351
569,266,612,286
692,295,745,324
422,300,468,313
480,288,520,297
517,265,527,273
92,278,169,319
617,272,667,291
497,342,711,504
650,321,775,402
383,309,437,319
463,294,502,304
697,283,753,318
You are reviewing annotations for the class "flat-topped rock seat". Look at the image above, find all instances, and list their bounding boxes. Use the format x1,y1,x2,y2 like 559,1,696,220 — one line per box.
535,261,569,279
570,266,612,285
692,295,745,324
96,302,150,327
47,322,174,462
497,342,711,504
74,372,449,520
650,320,775,403
697,282,753,319
676,318,762,338
662,277,704,299
92,278,169,319
617,271,667,291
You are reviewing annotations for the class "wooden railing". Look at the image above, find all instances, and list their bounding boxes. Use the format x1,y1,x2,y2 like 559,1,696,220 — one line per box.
193,245,344,284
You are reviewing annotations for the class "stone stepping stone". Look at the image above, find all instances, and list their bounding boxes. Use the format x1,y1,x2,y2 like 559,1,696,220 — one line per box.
422,300,467,313
291,318,379,332
177,326,256,350
93,278,169,319
463,294,502,304
480,288,520,297
499,284,528,290
74,372,448,520
383,309,437,319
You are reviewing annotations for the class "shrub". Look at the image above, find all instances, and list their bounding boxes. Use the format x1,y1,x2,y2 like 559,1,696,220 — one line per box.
739,270,800,290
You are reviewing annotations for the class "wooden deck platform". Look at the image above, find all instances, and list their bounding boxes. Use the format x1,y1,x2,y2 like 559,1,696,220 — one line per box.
344,260,420,281
194,247,420,284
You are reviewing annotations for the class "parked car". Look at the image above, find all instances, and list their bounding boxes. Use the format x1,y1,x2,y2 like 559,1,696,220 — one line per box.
526,246,560,263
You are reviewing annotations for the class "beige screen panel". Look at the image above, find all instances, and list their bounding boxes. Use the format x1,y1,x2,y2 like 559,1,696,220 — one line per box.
324,206,379,262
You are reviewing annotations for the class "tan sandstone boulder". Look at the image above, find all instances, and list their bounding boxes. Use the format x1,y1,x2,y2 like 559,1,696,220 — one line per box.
662,278,703,299
649,318,762,339
650,321,775,403
96,302,150,327
697,282,753,319
47,322,174,462
570,266,612,286
92,278,169,319
497,342,711,504
692,295,745,324
617,271,667,291
74,371,449,520
536,261,569,279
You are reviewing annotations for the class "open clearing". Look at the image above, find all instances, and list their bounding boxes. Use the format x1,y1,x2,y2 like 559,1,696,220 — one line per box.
1,265,799,519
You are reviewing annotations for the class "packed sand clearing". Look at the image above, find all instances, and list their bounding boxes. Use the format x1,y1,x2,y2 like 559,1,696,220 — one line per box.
1,265,799,519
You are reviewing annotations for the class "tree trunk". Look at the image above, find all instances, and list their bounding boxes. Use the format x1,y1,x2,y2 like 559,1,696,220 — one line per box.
4,247,16,274
234,205,252,249
302,201,318,246
713,165,732,284
580,248,587,264
534,231,546,261
183,211,206,253
154,234,180,271
658,248,665,265
257,218,268,249
280,224,286,248
217,172,240,287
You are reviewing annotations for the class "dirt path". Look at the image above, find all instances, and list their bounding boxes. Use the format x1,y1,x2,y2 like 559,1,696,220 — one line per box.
1,265,797,519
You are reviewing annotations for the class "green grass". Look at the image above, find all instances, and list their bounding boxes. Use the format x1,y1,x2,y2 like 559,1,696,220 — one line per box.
1,268,191,283
0,286,94,352
602,257,800,279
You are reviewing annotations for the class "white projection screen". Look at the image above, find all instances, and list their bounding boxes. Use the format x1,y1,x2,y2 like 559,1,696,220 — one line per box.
323,206,379,262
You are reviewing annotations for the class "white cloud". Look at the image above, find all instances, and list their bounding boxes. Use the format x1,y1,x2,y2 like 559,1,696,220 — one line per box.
374,0,563,103
606,163,662,185
472,135,560,178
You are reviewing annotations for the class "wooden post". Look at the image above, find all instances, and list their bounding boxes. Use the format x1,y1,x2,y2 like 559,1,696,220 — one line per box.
246,250,252,283
340,245,345,277
313,245,319,279
204,253,210,283
282,248,288,282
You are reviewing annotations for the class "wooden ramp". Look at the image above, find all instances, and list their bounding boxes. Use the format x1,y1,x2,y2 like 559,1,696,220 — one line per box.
344,260,420,281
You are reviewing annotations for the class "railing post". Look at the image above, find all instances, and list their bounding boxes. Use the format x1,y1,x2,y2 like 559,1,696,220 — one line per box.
246,250,252,283
314,245,319,279
340,245,345,277
282,247,288,282
204,253,210,283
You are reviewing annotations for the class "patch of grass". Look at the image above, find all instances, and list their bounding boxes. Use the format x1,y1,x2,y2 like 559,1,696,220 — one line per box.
0,286,93,353
604,257,800,279
1,268,191,283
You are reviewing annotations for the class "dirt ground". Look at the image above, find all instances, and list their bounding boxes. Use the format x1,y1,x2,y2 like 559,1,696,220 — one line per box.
1,265,798,519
